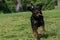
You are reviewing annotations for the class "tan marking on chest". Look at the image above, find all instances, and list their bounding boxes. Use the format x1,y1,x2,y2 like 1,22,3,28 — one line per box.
36,13,42,16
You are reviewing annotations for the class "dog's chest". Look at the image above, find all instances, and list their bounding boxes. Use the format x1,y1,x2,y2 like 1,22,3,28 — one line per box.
35,13,42,16
32,14,43,20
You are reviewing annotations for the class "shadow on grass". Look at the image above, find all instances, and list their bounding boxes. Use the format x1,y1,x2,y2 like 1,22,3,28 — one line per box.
37,34,48,40
37,30,57,40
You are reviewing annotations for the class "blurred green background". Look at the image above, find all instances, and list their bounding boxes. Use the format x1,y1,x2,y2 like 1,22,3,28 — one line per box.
0,0,57,13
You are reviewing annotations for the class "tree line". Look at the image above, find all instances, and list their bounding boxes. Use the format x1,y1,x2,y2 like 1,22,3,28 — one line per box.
0,0,57,13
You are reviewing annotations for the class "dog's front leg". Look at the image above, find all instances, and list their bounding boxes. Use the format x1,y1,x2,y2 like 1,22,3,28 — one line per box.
41,25,45,35
33,28,38,38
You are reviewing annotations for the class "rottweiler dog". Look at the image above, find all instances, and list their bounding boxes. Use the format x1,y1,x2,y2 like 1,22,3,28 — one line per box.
27,3,45,38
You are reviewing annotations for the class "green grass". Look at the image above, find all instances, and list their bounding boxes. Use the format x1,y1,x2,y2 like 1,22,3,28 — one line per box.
0,10,60,40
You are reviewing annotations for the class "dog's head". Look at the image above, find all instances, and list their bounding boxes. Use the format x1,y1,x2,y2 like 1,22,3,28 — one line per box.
27,3,43,13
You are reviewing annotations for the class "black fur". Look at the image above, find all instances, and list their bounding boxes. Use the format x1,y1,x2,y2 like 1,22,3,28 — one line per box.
27,4,44,30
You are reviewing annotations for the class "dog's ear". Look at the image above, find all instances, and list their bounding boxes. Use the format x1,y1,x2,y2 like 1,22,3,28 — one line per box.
27,6,34,12
27,3,34,12
36,3,44,10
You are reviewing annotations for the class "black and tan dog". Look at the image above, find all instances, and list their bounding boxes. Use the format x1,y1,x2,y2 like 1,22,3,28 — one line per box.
27,3,45,38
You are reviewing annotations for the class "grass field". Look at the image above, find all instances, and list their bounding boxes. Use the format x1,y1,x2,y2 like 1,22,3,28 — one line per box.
0,10,60,40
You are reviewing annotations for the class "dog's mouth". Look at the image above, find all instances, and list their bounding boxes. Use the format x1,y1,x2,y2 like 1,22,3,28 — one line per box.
36,13,42,16
34,10,42,16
